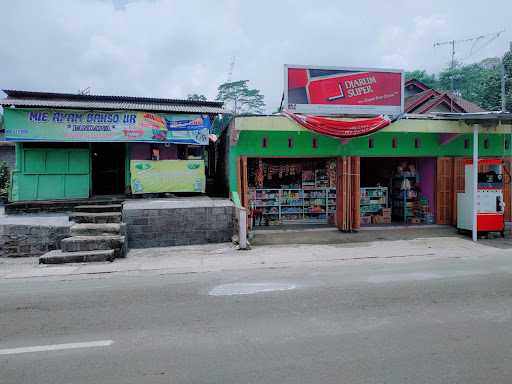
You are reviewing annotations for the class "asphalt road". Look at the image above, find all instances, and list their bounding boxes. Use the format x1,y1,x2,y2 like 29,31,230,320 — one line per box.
1,252,512,384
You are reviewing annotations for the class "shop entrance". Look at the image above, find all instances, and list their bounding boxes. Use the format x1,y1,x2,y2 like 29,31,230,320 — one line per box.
91,143,126,196
360,157,436,226
247,158,337,227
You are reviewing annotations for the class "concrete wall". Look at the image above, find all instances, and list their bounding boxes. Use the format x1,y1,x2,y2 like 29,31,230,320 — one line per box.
0,224,70,257
123,198,234,248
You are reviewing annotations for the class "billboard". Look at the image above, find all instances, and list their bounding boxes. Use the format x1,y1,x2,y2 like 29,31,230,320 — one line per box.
4,108,211,145
284,65,404,116
130,160,205,194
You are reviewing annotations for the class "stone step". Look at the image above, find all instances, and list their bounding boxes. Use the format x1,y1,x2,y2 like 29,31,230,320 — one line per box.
70,223,125,236
74,204,123,213
39,249,115,264
69,212,122,224
61,235,126,258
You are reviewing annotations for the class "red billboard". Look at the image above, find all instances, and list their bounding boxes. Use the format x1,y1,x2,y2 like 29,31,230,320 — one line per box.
285,65,404,116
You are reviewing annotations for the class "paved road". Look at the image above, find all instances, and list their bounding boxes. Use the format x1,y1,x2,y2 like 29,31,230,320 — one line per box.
1,252,512,383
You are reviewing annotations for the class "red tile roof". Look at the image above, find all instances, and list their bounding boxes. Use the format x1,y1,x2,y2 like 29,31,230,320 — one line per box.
404,79,487,114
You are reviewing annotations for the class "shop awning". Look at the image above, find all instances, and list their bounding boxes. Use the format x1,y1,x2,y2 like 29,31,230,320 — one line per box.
283,111,391,138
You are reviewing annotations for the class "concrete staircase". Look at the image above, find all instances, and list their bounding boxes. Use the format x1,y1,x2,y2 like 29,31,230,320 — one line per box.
39,203,127,264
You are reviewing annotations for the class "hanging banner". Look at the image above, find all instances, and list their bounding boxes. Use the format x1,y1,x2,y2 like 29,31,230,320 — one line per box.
285,65,404,116
283,111,391,138
3,108,211,145
130,160,205,193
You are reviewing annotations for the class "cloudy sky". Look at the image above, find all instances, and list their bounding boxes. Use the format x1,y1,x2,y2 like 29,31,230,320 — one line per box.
1,0,510,111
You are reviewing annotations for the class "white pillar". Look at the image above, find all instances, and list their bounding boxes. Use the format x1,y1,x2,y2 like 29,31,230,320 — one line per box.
238,208,248,250
472,124,478,242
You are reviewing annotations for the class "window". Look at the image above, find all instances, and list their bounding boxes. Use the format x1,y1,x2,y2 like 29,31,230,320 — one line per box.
261,137,268,148
312,138,318,149
368,137,374,148
414,137,421,148
288,137,294,148
464,138,470,149
505,139,510,150
392,137,398,149
484,138,489,149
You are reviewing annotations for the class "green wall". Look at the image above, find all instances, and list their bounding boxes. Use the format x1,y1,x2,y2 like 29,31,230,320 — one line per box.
11,146,90,201
229,130,512,193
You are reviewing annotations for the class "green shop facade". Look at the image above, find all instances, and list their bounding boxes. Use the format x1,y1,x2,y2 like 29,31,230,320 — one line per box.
0,90,225,202
226,114,512,230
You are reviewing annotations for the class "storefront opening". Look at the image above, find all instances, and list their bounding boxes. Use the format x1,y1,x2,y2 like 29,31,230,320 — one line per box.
247,158,337,227
91,143,126,196
360,157,436,226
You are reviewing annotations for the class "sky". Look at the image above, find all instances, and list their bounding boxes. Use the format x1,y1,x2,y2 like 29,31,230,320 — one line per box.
1,0,511,112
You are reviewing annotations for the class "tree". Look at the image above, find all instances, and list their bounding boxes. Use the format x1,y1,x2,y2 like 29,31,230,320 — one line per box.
187,94,207,101
503,48,512,112
405,70,438,89
216,80,265,115
437,61,502,110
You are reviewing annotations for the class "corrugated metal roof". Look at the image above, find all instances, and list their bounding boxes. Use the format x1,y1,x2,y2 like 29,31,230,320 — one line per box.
0,89,226,114
0,98,226,114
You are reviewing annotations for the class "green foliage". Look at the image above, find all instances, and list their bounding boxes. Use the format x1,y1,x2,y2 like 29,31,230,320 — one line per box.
216,80,265,115
405,70,438,88
407,46,512,111
504,50,512,112
0,161,10,198
187,94,208,101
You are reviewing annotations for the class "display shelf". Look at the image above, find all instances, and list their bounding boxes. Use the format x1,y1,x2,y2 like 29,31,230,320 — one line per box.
360,187,389,225
250,188,336,226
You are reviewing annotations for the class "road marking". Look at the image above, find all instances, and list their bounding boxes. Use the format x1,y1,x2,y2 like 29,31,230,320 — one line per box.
209,282,296,296
0,340,113,355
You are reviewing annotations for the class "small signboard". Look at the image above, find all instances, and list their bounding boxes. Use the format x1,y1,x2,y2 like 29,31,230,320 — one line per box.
130,160,205,194
284,65,404,116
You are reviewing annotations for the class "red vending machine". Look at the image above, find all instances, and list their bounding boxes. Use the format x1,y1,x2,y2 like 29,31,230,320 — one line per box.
457,159,505,237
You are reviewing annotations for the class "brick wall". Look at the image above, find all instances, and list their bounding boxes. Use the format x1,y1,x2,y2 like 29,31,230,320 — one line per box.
0,224,70,257
124,202,235,248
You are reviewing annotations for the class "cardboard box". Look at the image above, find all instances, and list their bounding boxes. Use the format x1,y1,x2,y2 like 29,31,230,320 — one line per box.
360,216,372,225
372,215,385,224
382,209,391,218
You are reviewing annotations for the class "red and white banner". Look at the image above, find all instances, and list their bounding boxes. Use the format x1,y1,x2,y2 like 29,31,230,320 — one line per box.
285,65,404,116
282,111,390,138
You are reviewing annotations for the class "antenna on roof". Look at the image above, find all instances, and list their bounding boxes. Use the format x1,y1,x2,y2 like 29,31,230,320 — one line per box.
77,87,91,95
433,30,505,111
226,56,236,83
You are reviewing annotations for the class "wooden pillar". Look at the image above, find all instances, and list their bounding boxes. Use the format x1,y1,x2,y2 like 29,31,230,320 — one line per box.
436,157,454,225
351,156,360,229
336,156,359,231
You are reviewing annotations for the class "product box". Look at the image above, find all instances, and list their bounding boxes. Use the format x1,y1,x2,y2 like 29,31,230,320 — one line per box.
372,215,385,224
382,208,392,217
383,217,392,224
360,216,372,225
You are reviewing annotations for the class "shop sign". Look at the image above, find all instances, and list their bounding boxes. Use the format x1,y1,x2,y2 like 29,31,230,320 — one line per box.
4,108,211,145
130,160,205,194
284,65,404,116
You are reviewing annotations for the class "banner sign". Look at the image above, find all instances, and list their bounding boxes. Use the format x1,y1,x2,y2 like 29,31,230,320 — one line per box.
283,111,390,138
285,65,404,116
4,108,211,145
130,160,205,194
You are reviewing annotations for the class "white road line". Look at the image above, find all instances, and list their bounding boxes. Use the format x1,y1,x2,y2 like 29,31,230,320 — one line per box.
0,340,113,355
